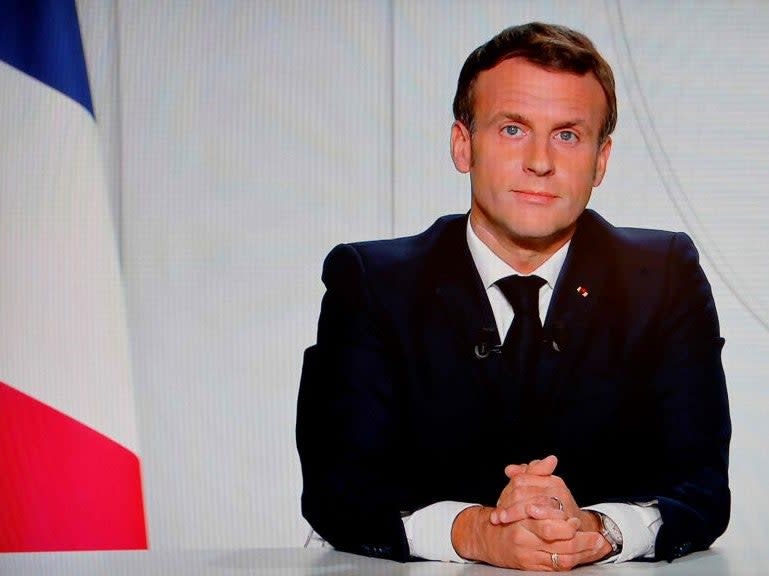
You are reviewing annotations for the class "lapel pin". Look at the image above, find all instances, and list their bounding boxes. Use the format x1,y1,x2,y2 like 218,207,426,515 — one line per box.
576,286,589,298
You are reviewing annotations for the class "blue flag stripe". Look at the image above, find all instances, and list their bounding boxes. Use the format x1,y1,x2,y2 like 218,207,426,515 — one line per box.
0,0,93,116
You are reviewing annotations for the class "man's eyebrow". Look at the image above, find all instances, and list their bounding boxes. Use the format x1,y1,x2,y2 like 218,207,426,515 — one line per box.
491,112,529,124
553,119,591,131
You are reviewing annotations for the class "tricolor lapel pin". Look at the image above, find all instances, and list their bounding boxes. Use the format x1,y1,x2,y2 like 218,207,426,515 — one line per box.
576,285,589,298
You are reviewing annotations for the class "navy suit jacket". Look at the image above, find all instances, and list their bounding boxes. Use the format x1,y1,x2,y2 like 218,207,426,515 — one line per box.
297,210,730,563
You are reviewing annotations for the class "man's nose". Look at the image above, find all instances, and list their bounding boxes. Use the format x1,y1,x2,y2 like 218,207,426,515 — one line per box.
523,137,554,176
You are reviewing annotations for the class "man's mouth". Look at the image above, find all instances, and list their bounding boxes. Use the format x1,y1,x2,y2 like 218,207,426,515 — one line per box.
513,190,558,203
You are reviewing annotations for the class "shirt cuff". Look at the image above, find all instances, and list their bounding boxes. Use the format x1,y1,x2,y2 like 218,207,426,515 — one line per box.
402,501,479,562
583,502,662,562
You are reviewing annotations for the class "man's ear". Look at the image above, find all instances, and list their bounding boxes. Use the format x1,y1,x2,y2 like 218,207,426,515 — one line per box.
450,121,472,174
592,136,612,187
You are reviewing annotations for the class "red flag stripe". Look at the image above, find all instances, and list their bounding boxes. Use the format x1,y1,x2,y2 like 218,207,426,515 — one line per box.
0,381,147,551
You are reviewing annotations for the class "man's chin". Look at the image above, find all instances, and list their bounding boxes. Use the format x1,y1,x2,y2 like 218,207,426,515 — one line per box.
505,223,577,252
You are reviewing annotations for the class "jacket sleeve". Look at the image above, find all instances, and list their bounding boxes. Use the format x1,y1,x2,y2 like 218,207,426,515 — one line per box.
649,233,731,561
296,243,410,561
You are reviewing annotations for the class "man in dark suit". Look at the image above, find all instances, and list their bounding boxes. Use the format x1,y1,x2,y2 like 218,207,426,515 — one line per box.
297,22,730,571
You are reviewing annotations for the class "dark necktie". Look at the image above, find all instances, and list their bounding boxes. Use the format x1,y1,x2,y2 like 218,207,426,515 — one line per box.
496,275,546,403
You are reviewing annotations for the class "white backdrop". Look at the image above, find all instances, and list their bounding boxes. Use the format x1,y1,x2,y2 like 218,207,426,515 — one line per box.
75,0,769,557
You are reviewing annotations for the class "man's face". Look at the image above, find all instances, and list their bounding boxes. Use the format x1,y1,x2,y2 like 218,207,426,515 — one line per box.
451,57,612,252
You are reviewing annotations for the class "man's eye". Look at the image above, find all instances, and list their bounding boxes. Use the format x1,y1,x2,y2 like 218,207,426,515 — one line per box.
557,131,577,142
504,125,522,137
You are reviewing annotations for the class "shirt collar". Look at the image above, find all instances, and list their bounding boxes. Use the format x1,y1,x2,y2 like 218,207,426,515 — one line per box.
466,217,570,290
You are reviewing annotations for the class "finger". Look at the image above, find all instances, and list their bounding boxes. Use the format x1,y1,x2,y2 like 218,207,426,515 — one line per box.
504,463,528,478
505,474,580,517
521,548,594,572
544,539,610,571
530,550,565,572
497,485,550,510
527,454,558,476
524,518,579,542
507,474,558,490
498,474,571,511
499,549,563,572
544,531,605,555
490,502,527,525
493,494,564,524
527,501,572,520
502,495,566,520
505,457,556,479
485,523,564,571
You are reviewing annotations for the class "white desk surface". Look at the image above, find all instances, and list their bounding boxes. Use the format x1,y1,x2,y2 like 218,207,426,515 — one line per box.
0,546,762,576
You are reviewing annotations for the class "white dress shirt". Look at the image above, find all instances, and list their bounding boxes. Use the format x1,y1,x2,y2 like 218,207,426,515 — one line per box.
402,219,661,563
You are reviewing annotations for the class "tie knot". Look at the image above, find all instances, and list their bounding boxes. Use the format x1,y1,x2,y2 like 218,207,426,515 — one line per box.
496,274,546,316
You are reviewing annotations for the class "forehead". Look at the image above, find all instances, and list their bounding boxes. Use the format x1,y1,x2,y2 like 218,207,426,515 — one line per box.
472,58,607,128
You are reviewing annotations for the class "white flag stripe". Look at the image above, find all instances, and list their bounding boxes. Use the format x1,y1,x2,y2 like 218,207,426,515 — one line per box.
0,61,137,453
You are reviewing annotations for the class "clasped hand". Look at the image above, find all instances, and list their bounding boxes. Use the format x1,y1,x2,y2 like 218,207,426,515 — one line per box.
452,455,611,571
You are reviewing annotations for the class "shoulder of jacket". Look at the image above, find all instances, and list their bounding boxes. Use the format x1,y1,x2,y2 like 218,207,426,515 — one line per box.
329,214,466,272
581,209,692,262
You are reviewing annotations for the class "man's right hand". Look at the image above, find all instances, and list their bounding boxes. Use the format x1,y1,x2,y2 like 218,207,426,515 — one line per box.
451,505,606,571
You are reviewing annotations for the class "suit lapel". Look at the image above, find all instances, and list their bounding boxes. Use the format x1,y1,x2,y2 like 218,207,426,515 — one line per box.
541,210,612,403
431,214,498,350
428,216,519,413
431,215,547,427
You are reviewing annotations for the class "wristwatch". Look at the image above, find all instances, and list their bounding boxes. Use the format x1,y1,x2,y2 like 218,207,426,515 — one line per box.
595,512,623,554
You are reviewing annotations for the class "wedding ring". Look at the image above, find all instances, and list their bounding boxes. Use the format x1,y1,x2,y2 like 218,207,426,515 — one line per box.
551,496,564,511
551,552,559,569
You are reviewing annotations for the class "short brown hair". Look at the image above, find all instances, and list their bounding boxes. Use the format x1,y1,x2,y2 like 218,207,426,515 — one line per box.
453,22,617,143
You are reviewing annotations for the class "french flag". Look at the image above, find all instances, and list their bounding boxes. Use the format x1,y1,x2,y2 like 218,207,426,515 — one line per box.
0,1,147,551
